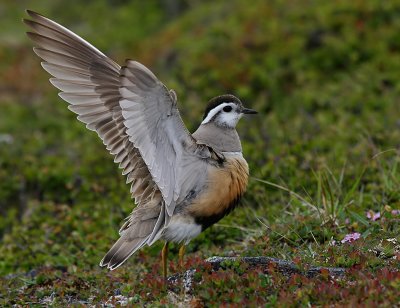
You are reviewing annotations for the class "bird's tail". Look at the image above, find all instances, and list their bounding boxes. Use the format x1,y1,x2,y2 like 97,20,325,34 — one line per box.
99,234,149,270
100,204,162,270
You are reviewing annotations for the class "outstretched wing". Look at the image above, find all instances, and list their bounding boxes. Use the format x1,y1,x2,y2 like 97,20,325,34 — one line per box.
24,11,211,248
23,10,161,209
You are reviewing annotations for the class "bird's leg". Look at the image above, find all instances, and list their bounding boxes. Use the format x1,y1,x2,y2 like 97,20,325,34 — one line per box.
178,244,186,269
162,241,169,281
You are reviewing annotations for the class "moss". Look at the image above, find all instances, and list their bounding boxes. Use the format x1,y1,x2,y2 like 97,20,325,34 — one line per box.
0,0,399,305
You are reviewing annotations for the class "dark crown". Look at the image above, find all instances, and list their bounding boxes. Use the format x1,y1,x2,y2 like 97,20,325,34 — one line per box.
203,94,242,120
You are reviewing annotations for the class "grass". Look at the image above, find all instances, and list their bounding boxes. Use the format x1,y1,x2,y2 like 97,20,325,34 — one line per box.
0,0,399,306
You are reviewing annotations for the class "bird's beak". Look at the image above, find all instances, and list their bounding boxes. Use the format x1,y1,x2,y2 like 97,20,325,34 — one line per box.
242,108,258,114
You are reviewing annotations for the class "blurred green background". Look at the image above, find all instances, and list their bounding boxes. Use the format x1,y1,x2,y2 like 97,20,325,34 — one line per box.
0,0,399,305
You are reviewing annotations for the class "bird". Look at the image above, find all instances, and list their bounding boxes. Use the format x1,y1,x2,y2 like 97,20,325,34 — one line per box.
23,10,257,278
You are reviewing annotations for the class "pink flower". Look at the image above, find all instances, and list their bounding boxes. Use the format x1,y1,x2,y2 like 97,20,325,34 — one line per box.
341,232,361,243
391,210,400,215
366,211,381,221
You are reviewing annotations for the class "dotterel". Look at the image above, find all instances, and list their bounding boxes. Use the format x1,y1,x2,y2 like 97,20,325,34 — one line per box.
24,10,257,278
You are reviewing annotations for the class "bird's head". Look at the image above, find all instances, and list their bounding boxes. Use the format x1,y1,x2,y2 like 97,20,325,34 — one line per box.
201,94,257,129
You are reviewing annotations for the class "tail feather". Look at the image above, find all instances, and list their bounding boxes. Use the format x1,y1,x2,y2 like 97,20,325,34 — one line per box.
100,211,160,270
100,198,162,270
100,235,148,270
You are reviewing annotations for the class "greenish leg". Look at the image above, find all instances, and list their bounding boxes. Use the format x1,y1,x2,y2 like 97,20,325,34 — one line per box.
162,241,169,281
179,244,186,269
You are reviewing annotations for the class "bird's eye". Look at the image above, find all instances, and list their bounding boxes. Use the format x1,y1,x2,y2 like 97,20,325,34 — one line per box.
223,106,232,112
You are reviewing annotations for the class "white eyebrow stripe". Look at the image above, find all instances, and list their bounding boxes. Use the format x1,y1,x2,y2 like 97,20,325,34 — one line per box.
201,102,232,124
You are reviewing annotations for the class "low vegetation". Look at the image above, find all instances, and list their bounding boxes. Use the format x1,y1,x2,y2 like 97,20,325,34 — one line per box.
0,0,399,306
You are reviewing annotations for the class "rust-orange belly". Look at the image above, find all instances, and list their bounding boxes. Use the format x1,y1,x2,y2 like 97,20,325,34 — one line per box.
187,154,249,229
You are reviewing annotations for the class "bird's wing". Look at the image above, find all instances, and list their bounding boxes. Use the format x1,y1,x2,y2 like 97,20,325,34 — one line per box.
23,10,161,207
24,11,211,239
119,60,211,222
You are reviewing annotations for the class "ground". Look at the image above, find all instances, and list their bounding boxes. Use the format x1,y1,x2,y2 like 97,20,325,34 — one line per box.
0,0,399,306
